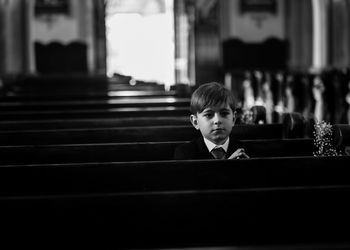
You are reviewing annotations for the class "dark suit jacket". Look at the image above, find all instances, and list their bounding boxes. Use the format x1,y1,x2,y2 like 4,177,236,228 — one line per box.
173,135,242,160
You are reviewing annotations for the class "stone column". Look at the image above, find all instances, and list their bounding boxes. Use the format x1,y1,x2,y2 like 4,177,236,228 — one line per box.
311,0,330,71
174,0,190,85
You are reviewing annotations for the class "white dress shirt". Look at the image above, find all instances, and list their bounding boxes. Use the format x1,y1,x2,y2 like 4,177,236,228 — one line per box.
203,137,230,153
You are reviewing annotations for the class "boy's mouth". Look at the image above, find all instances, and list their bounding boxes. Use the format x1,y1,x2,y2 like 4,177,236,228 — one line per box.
212,128,225,133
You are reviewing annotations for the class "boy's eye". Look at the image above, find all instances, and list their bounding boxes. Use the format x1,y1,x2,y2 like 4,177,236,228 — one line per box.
203,113,213,118
220,111,230,117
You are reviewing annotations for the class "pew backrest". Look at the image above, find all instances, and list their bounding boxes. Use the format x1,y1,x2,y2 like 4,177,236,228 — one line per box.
1,156,349,195
0,124,286,145
0,106,191,120
2,89,178,100
0,97,191,111
1,156,350,248
0,138,314,165
0,116,191,130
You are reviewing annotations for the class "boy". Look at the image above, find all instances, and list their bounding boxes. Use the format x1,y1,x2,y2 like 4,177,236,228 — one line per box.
173,82,249,160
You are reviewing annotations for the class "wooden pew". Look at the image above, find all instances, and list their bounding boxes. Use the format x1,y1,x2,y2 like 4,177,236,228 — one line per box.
1,156,350,249
0,97,191,111
0,124,286,146
0,116,191,130
0,106,190,120
0,104,271,131
0,110,308,136
13,83,166,93
0,138,314,165
5,74,166,94
2,89,178,101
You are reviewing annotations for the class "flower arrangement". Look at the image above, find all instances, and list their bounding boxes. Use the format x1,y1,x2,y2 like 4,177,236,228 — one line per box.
313,120,339,156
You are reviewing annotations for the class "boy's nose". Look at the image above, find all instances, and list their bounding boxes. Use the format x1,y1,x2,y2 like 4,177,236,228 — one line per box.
213,113,222,123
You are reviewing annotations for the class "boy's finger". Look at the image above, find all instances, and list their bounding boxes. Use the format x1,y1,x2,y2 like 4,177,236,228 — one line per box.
228,149,249,159
241,152,250,158
227,152,238,159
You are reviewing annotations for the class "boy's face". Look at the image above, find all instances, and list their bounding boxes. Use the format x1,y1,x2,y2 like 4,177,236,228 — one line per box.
190,103,235,145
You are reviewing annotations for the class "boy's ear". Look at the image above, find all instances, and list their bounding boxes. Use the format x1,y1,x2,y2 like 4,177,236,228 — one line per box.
233,111,237,125
190,114,199,130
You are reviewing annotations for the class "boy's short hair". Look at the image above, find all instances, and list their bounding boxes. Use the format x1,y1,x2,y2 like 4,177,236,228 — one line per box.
190,82,236,114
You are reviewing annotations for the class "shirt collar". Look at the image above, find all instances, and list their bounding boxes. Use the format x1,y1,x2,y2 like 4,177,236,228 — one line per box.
203,137,230,153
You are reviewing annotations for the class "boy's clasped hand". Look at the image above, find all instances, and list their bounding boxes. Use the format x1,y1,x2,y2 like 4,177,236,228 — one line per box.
228,148,250,159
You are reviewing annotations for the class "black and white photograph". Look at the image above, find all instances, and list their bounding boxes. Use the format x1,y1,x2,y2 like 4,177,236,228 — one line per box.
0,0,350,249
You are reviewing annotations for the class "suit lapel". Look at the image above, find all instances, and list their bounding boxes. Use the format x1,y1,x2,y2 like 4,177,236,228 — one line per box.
227,137,242,158
195,137,214,159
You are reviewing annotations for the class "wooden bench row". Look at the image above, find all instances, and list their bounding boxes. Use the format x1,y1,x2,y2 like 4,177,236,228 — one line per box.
2,89,178,100
2,76,192,101
0,106,191,120
0,124,291,146
0,112,307,141
3,74,167,93
0,96,191,110
10,83,166,96
1,156,350,248
2,155,348,198
0,138,314,165
0,116,191,130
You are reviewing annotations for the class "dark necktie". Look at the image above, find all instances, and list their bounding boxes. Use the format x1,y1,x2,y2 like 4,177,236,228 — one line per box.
211,147,226,159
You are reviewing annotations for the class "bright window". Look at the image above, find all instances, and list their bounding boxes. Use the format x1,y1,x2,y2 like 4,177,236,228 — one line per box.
106,0,175,90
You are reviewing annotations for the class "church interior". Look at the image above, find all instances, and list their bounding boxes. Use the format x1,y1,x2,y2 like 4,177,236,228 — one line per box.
0,0,350,249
